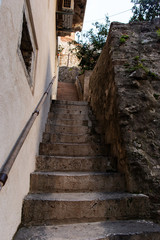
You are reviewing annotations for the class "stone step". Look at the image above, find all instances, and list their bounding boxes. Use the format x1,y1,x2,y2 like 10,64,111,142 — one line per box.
45,124,90,135
57,86,77,92
57,83,79,101
57,88,77,93
50,107,89,115
48,112,89,121
57,91,78,98
53,100,88,106
36,156,113,172
57,94,79,101
30,172,125,193
22,192,150,226
51,102,89,111
57,86,77,94
42,132,93,144
47,118,89,127
39,143,106,156
57,82,77,90
13,220,160,240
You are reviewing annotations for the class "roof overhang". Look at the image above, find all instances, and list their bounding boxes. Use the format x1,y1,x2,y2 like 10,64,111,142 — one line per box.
56,0,87,36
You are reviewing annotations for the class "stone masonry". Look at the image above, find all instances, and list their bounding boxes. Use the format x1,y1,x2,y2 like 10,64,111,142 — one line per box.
89,19,160,221
59,35,80,84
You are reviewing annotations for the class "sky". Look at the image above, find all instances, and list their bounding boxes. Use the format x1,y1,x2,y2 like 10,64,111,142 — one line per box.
82,0,134,32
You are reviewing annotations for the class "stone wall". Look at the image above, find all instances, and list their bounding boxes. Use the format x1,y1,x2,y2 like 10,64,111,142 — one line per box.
75,71,92,101
58,35,80,83
59,35,80,67
59,66,80,83
89,20,160,220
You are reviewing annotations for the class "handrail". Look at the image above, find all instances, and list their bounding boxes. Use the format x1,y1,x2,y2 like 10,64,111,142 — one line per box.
0,76,55,191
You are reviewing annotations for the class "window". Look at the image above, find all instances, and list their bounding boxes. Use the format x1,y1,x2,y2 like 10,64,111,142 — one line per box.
63,0,71,8
62,0,74,10
18,1,38,93
20,13,33,77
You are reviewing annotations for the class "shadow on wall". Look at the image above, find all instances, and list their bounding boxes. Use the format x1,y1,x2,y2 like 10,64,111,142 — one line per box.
36,53,53,153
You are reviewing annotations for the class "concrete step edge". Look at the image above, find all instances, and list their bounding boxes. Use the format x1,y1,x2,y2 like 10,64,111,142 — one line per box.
24,192,149,202
52,100,88,106
37,155,110,160
31,171,122,176
14,220,160,240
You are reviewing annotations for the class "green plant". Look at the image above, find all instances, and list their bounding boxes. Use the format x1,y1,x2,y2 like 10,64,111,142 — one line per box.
148,71,158,78
69,16,110,72
120,35,129,44
58,45,64,53
127,67,139,73
126,56,159,79
134,56,140,61
156,29,160,37
120,38,126,44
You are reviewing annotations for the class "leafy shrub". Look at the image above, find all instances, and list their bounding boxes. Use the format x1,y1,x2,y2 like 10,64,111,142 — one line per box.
69,16,110,72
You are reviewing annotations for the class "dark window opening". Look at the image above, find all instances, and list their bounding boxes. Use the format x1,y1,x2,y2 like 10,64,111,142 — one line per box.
63,0,71,8
20,13,33,76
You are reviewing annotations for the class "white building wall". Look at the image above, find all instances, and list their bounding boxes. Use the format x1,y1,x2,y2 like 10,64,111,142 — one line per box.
0,0,58,239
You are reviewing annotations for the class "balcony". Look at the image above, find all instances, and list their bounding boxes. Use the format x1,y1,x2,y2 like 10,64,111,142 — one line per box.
56,0,87,36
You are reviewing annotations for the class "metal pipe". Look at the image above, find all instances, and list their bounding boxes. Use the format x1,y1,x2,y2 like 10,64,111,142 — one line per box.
0,77,55,191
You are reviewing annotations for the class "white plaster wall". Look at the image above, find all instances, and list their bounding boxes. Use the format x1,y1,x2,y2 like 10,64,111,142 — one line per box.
0,0,57,239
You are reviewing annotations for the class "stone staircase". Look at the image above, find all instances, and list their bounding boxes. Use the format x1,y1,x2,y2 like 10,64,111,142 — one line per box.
57,82,79,101
14,96,160,239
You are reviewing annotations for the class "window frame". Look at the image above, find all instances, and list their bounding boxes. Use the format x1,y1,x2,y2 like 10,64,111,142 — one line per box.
17,0,38,94
62,0,74,10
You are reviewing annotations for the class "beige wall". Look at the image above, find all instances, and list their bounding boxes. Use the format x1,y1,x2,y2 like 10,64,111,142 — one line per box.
0,0,58,239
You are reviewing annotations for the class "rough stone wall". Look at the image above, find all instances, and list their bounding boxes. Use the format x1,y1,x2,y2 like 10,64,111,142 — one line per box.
59,35,80,67
89,20,160,220
75,71,92,101
59,35,80,83
59,66,80,83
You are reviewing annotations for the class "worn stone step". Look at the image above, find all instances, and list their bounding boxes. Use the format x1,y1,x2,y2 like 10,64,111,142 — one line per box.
51,102,89,111
39,143,106,156
13,220,160,240
42,132,93,144
50,107,89,115
57,83,79,101
57,88,77,93
57,92,78,98
57,95,79,101
22,192,150,226
45,124,90,134
47,118,90,127
53,100,88,106
48,112,89,121
57,84,77,91
57,85,77,91
36,156,113,172
57,82,78,91
30,172,125,193
58,82,76,87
